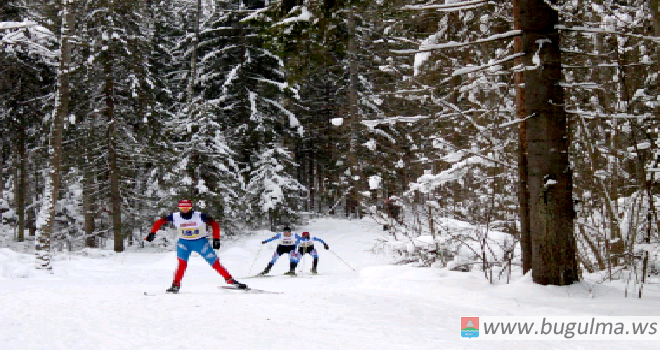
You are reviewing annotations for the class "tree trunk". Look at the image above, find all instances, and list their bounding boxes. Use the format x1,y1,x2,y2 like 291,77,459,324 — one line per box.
650,0,660,235
36,0,74,270
104,2,123,253
83,139,97,248
16,126,26,242
0,140,3,224
347,5,360,219
30,154,39,237
513,0,531,274
521,0,578,285
652,0,660,37
309,154,316,212
186,0,201,105
106,61,123,253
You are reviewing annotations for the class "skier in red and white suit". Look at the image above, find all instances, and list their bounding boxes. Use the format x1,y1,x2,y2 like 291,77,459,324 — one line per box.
146,199,246,293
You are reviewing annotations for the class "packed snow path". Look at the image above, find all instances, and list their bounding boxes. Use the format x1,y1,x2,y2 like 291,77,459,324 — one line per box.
2,218,660,350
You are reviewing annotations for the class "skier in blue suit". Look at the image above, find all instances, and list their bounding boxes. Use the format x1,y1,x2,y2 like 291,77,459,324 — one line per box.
259,226,300,275
295,231,329,274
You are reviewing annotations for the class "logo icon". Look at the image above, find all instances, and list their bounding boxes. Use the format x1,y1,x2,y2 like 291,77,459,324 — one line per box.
461,317,479,338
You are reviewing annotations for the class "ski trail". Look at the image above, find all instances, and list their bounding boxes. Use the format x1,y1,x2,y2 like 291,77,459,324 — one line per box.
1,218,660,350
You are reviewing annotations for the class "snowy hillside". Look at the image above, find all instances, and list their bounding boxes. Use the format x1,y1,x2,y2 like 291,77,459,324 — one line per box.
1,218,659,349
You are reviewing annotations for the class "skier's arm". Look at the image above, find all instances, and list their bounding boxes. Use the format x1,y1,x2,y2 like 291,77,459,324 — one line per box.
262,233,281,244
200,213,221,239
146,214,174,241
313,237,329,249
312,237,327,245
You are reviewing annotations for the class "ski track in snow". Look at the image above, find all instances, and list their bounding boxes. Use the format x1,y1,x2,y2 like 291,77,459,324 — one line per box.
2,218,660,350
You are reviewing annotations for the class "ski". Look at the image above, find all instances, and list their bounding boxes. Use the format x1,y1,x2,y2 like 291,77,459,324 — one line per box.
219,285,283,294
243,274,276,279
143,291,187,296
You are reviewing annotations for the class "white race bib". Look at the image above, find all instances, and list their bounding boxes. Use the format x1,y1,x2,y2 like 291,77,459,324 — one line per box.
280,232,295,245
172,212,207,240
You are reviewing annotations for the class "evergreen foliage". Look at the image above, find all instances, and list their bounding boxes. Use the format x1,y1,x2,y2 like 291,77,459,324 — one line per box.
0,0,657,286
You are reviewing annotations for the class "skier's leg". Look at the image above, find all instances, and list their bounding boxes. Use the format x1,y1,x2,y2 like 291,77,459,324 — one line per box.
194,239,234,281
171,240,193,289
292,248,302,264
259,248,282,275
287,247,299,273
311,258,318,273
311,248,319,273
189,238,245,288
288,260,298,273
270,251,281,264
173,259,188,285
262,262,274,274
211,260,233,280
210,258,246,288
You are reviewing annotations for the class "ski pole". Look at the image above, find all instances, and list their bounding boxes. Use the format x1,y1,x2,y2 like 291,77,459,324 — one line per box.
328,249,355,271
247,244,264,276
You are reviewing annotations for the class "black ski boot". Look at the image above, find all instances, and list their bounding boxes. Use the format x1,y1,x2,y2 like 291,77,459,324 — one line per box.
166,283,180,294
311,258,319,274
283,261,297,275
259,262,274,275
226,278,248,290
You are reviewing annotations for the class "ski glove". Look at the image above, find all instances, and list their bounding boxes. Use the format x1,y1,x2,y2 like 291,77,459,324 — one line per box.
213,239,221,250
324,243,329,250
261,240,267,244
145,232,156,242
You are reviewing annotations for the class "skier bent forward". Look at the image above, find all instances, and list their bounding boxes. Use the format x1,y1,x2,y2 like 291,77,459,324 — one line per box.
295,231,329,274
259,226,300,275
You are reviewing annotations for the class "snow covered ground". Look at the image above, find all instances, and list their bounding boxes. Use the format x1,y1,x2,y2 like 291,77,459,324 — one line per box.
1,218,660,349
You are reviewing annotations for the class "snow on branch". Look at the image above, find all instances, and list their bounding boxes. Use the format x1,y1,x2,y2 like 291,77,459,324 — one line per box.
565,109,656,120
557,25,660,44
264,97,303,136
452,53,524,76
402,0,490,12
255,77,288,91
498,114,535,128
239,7,269,22
0,21,37,30
361,115,430,128
1,20,57,61
368,128,396,144
273,6,312,26
392,30,521,55
410,155,496,193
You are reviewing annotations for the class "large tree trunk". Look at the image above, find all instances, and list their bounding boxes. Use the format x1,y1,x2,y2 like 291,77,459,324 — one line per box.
347,5,360,219
184,0,202,200
104,1,123,253
36,0,74,270
652,0,660,37
650,0,660,234
640,0,660,294
186,0,201,105
521,0,578,285
0,140,4,224
513,0,531,274
106,60,123,253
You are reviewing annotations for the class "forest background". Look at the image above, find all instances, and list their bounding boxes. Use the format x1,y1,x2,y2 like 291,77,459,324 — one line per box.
1,0,658,287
